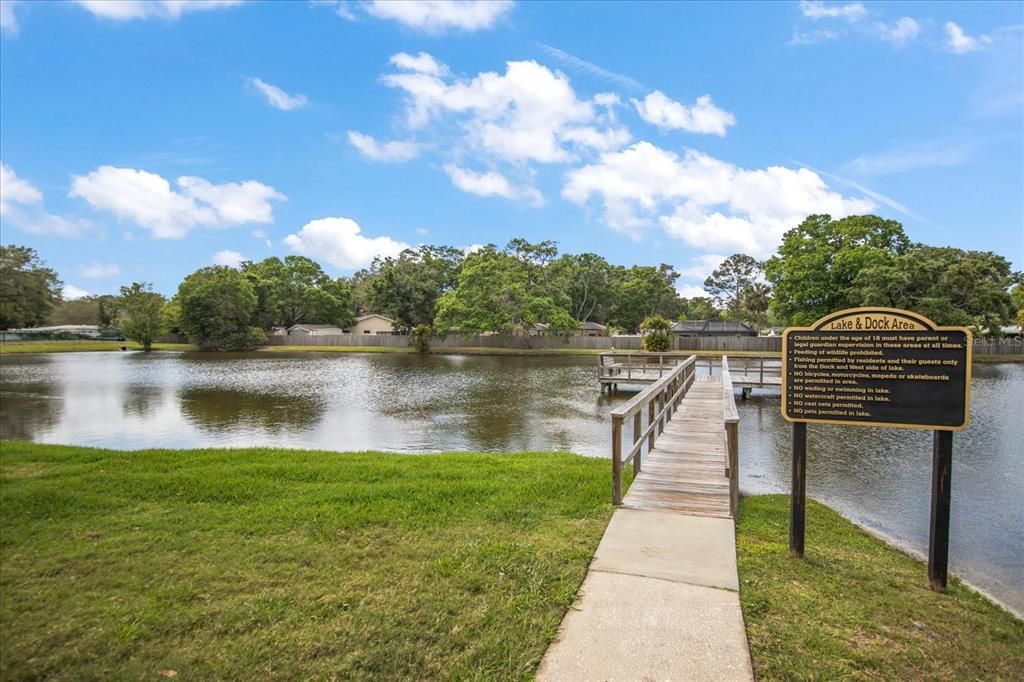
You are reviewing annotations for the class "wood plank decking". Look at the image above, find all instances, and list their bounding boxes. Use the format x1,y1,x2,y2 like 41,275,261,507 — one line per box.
622,376,732,518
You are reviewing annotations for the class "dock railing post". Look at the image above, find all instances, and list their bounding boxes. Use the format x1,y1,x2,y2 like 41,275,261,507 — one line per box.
647,400,655,451
633,412,643,476
612,415,623,505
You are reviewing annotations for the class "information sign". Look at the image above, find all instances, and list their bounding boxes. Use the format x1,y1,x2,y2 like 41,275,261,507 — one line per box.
782,307,971,430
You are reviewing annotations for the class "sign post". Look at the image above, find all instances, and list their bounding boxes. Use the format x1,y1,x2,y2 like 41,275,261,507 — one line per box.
781,307,971,590
929,430,953,591
790,421,807,558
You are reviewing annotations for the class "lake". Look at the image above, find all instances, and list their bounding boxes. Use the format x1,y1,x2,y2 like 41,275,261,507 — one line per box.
1,351,1021,614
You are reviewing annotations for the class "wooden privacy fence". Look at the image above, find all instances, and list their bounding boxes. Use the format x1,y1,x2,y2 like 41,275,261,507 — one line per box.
609,355,697,505
261,332,1020,354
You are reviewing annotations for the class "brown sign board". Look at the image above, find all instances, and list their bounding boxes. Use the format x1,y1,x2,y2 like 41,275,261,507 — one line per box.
782,307,972,430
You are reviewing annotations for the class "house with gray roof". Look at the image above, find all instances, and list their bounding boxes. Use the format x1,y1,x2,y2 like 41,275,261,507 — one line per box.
671,320,757,337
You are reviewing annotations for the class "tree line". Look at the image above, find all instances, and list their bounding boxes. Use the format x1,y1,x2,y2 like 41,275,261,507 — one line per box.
2,214,1021,351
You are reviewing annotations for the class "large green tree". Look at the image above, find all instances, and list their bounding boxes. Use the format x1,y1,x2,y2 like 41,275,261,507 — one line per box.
703,254,763,319
0,245,62,329
765,214,911,325
549,252,615,323
361,245,463,332
1011,283,1024,328
739,282,772,331
48,298,101,326
678,296,720,321
118,282,166,351
177,266,265,350
433,245,576,334
242,256,355,330
609,264,682,333
856,246,1018,335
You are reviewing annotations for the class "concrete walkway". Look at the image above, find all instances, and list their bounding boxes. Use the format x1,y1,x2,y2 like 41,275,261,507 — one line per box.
536,508,754,681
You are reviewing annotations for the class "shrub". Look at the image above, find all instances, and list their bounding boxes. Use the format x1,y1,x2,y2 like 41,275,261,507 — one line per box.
411,324,432,353
640,314,673,352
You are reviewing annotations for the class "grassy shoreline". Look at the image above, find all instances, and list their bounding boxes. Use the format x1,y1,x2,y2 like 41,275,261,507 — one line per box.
1,443,1019,678
736,495,1023,680
2,339,1020,362
0,442,614,680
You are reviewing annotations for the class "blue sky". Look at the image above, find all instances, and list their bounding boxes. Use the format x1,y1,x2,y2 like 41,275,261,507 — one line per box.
1,0,1021,300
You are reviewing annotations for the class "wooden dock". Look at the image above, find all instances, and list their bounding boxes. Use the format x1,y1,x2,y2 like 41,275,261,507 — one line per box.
599,352,780,391
609,354,741,516
622,376,732,517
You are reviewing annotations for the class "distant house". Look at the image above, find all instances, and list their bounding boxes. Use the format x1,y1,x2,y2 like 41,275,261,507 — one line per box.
1000,325,1023,337
526,322,549,337
270,327,289,336
577,321,607,337
287,324,345,336
349,314,396,335
671,320,757,337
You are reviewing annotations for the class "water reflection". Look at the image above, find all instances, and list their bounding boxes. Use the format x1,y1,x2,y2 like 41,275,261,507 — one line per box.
179,388,326,432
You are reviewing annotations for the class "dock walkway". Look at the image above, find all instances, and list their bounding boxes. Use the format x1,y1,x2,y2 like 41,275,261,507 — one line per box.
537,365,754,681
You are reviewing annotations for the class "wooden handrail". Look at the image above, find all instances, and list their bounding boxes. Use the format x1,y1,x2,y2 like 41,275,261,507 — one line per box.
722,356,740,518
611,355,697,504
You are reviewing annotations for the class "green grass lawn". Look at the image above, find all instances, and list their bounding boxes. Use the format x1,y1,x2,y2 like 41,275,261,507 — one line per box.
0,442,615,680
736,495,1024,681
0,340,195,354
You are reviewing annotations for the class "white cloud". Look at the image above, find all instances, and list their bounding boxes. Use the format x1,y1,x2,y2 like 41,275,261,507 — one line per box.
0,162,43,213
460,243,484,254
69,166,285,239
212,250,246,268
678,254,727,281
390,51,449,77
247,78,308,111
788,28,841,46
383,54,623,164
795,161,922,221
252,228,268,239
443,164,543,206
562,126,632,151
63,284,91,300
799,1,866,22
562,141,874,256
537,43,644,91
842,141,971,176
676,284,708,299
79,261,120,278
4,211,86,237
283,217,410,269
75,0,242,21
1,0,23,34
364,0,513,34
416,227,429,236
632,91,736,136
347,131,421,163
0,162,87,236
876,17,919,47
945,21,991,55
312,0,356,20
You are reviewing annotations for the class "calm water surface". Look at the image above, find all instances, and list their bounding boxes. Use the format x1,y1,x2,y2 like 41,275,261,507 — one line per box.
1,351,1021,613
